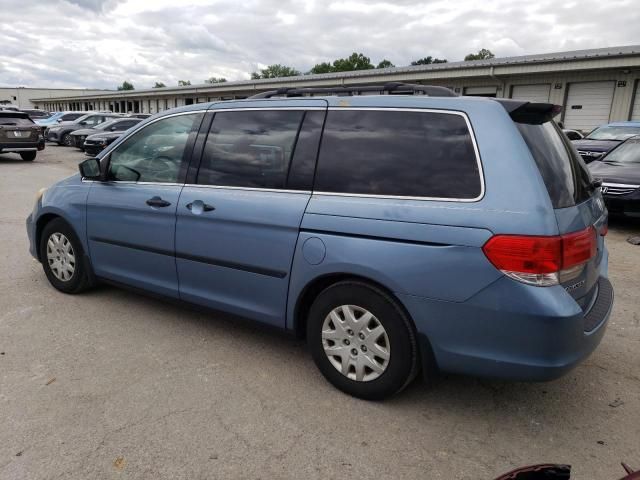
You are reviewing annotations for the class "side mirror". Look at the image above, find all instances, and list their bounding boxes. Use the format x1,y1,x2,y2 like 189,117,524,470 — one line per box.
79,121,87,126
79,158,101,180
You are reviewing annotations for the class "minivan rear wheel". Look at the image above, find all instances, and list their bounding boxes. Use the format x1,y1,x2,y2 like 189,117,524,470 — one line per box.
39,218,92,294
307,281,418,400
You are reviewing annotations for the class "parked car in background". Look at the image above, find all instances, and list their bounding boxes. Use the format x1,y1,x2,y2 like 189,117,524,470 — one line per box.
563,129,584,140
0,111,45,161
572,121,640,163
20,109,51,120
588,135,640,218
27,84,612,399
36,111,88,127
83,118,144,155
45,113,121,146
71,117,142,150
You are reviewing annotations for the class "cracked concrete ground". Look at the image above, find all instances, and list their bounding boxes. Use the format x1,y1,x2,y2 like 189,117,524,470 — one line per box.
1,146,639,480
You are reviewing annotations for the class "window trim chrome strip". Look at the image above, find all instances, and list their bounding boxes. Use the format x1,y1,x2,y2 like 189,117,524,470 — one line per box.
182,184,310,194
89,106,485,203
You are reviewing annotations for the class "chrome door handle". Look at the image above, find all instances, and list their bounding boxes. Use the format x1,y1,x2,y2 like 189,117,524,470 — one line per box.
186,200,215,212
146,196,171,207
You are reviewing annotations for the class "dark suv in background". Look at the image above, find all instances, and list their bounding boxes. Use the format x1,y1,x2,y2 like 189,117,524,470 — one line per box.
0,111,45,161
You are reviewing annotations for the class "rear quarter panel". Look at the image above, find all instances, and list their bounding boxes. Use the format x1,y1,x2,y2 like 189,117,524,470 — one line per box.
286,97,561,330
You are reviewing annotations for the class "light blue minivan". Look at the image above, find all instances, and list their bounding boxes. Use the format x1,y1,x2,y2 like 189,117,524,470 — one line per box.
26,83,613,399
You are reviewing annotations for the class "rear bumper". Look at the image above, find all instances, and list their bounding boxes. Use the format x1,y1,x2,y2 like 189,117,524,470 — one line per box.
400,269,613,382
1,141,44,153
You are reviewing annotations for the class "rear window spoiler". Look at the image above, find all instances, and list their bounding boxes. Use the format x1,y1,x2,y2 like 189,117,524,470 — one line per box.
494,99,563,125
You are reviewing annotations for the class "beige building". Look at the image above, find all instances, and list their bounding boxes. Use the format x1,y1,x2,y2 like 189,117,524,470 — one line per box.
1,87,109,109
31,45,640,132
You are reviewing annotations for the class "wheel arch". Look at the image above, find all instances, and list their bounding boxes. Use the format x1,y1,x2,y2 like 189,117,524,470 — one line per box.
292,273,416,340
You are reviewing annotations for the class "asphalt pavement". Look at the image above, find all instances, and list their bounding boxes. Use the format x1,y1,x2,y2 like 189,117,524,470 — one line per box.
1,145,639,480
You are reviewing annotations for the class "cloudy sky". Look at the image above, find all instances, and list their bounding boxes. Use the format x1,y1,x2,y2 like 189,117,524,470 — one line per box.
1,0,638,90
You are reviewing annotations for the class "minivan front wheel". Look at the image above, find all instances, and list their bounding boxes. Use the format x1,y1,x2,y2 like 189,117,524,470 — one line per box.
39,218,92,294
307,281,418,400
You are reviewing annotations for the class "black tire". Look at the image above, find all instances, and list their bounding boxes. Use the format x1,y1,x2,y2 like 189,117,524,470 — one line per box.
20,151,36,161
61,133,73,147
39,218,93,294
307,281,418,400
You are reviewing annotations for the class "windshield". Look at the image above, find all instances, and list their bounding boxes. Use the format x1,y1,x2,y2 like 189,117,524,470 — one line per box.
602,138,640,164
68,114,91,123
93,119,119,130
0,116,34,126
586,125,640,141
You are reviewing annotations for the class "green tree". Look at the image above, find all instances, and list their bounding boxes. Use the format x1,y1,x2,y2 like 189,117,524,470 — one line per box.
464,48,495,61
152,82,166,88
410,56,448,65
117,81,134,91
204,77,227,84
376,59,395,69
331,52,374,72
251,64,301,79
308,62,333,74
178,80,192,86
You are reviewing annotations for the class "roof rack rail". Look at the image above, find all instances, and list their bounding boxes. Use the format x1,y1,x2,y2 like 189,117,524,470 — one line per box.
249,82,457,99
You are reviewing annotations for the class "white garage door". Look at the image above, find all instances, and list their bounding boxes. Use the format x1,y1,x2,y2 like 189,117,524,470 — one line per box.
631,82,640,121
511,84,551,103
563,81,615,132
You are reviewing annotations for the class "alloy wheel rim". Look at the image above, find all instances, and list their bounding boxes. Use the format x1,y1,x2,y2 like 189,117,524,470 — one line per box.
64,135,72,146
321,305,390,382
46,232,76,282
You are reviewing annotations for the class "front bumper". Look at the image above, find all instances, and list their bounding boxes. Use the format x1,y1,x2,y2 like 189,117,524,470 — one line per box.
603,193,640,218
73,135,87,148
46,130,61,142
26,213,38,260
400,268,613,382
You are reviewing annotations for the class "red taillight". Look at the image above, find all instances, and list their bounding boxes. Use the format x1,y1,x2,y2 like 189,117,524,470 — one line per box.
562,227,597,268
482,235,561,274
482,226,597,286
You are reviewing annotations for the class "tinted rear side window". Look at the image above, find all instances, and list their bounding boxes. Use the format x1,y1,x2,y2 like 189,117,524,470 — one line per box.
315,110,481,199
517,122,591,208
198,110,304,189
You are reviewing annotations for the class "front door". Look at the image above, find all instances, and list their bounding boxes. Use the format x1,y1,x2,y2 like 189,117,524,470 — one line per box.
86,112,203,297
176,106,326,326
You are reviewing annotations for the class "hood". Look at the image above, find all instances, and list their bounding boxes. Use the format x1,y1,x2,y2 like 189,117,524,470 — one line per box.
572,139,621,152
87,131,122,140
588,160,640,185
70,128,97,136
51,173,83,189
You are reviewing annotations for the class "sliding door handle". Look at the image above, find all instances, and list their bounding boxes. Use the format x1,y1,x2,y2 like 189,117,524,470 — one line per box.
146,196,171,208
